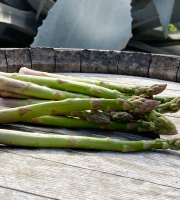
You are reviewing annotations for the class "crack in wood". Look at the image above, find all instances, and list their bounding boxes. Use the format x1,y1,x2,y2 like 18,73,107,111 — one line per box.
1,149,180,191
0,185,61,200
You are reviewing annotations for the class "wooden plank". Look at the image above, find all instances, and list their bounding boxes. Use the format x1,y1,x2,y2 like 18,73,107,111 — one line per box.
5,48,31,73
0,187,50,200
0,150,179,200
81,49,119,74
30,47,55,72
55,49,81,73
149,54,179,82
0,50,7,72
176,66,180,83
118,51,151,77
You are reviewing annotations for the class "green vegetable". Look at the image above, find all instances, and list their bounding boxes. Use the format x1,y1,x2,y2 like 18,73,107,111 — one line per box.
0,129,179,152
23,115,160,133
19,67,167,96
0,75,90,100
0,98,160,124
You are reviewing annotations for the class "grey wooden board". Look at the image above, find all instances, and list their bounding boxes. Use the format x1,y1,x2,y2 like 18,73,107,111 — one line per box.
81,49,119,74
118,51,151,77
55,49,81,73
0,50,7,72
5,48,32,73
0,74,180,199
0,48,180,83
30,47,55,73
149,54,179,82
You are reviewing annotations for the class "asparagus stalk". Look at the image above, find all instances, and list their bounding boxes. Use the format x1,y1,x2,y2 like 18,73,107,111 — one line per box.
23,115,161,133
76,110,134,124
0,129,179,152
0,75,90,100
110,111,134,122
144,110,178,135
1,98,176,135
0,98,50,108
0,101,173,135
19,67,167,96
0,98,134,123
0,98,160,124
0,90,31,99
0,103,162,134
155,97,180,113
153,96,175,104
82,110,111,125
0,98,137,123
0,72,134,100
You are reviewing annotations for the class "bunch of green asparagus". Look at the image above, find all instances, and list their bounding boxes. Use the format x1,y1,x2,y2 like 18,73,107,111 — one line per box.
0,67,179,152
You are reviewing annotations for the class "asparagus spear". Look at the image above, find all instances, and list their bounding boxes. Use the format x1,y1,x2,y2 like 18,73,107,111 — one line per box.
0,72,134,100
77,110,134,124
0,103,162,134
0,90,30,99
110,111,134,122
0,129,179,152
155,97,180,113
153,96,175,104
19,67,167,96
0,101,173,135
0,75,90,100
1,97,176,135
0,98,50,108
144,110,178,135
23,115,161,133
0,98,160,124
82,110,111,125
0,98,135,123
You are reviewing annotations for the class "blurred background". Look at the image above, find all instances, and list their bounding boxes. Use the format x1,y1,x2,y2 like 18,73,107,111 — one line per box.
0,0,179,56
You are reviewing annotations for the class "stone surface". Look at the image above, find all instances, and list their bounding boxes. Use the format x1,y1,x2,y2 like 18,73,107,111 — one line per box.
5,48,31,73
30,47,55,72
118,51,151,77
81,49,119,74
0,50,7,72
149,54,179,82
55,49,81,72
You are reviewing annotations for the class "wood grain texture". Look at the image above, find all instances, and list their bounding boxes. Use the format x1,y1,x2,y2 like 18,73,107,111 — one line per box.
30,47,55,72
0,50,7,72
0,187,50,200
176,66,180,83
55,49,81,73
5,49,31,73
0,150,179,200
149,54,180,82
118,51,151,77
81,49,119,74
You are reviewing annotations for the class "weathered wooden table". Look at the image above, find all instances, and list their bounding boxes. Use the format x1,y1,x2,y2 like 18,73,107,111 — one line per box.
0,48,180,199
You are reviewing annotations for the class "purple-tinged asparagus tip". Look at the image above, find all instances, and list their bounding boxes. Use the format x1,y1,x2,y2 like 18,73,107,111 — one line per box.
148,84,167,95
